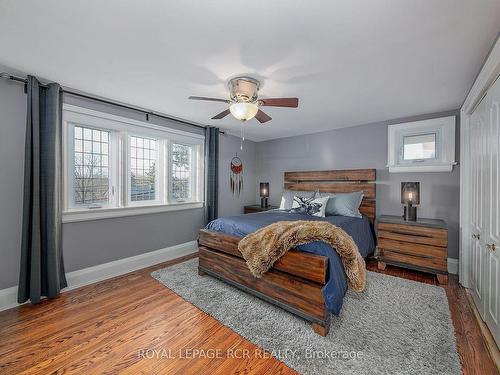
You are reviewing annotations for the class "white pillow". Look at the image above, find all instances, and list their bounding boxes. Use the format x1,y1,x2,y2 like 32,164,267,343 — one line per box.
279,189,317,210
291,196,329,217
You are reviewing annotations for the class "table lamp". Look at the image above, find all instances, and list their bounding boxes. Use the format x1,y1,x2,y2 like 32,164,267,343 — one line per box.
260,182,269,208
401,182,420,221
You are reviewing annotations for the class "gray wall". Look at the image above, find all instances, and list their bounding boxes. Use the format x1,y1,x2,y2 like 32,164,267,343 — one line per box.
0,79,26,290
0,79,254,289
64,94,206,137
62,210,204,272
255,110,460,259
218,133,257,217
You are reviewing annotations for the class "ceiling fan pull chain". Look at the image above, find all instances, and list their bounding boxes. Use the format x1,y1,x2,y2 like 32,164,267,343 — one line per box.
240,122,244,150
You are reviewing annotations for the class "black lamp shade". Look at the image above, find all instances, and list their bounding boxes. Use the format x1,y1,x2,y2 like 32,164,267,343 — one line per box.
260,182,269,198
401,182,420,205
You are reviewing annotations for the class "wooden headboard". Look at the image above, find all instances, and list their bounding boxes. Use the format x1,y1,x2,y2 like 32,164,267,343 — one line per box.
284,169,376,223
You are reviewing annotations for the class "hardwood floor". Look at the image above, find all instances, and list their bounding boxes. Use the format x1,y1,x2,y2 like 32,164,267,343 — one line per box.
0,255,497,374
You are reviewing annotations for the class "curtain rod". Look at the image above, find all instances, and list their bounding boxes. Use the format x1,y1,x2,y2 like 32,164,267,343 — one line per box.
0,72,225,134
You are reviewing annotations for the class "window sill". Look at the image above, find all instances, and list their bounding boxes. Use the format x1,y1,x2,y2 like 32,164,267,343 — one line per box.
62,202,204,223
388,163,456,173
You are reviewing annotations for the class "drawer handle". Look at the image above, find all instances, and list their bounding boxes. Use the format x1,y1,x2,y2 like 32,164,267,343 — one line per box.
383,248,435,259
486,243,496,252
390,230,433,238
472,233,480,240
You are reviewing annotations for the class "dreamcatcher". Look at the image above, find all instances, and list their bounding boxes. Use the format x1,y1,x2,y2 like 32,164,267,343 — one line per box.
230,154,243,196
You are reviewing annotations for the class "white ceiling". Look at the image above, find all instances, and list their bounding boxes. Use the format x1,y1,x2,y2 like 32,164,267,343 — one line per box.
0,1,499,141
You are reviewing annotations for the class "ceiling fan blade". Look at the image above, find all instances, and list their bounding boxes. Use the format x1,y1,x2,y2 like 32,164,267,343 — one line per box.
211,109,231,120
189,96,230,103
255,109,272,123
259,98,299,108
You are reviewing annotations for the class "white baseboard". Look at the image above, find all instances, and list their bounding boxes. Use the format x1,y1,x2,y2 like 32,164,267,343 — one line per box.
0,241,198,312
65,241,197,290
0,286,19,313
448,258,459,275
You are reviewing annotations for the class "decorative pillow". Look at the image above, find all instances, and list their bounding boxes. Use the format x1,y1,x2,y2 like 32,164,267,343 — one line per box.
321,191,364,218
290,196,329,217
318,192,335,200
279,189,317,210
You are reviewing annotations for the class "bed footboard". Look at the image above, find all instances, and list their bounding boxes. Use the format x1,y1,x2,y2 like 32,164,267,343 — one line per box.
198,229,331,336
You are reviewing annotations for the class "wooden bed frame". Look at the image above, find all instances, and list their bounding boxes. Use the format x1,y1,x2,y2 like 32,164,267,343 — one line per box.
198,169,376,336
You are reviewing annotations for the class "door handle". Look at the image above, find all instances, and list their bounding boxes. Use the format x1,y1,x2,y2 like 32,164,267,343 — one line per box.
486,243,496,252
472,233,480,240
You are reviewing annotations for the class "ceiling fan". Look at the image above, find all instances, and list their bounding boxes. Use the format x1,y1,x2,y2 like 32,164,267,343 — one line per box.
188,76,298,124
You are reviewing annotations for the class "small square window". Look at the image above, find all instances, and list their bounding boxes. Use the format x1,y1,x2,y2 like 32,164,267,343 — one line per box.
403,133,436,161
388,116,455,172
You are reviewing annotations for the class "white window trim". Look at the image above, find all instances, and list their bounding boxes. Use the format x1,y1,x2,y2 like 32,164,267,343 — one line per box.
387,116,456,173
62,202,204,223
62,104,205,221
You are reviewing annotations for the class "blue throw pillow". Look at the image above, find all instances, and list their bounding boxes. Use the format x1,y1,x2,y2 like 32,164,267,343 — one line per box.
322,191,364,218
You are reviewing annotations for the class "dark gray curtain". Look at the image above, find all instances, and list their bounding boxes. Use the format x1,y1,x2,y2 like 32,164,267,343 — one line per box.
205,126,219,223
18,76,67,304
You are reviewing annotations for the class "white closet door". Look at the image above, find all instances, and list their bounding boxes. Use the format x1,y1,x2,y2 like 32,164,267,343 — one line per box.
469,97,487,317
484,77,500,346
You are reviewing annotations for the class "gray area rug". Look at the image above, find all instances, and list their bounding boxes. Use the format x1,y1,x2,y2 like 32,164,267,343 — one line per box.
151,259,460,375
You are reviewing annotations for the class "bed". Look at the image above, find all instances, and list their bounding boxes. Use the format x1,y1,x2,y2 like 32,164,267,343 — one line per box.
198,169,376,336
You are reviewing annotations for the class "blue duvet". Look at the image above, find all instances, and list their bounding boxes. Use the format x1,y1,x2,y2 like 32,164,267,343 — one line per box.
206,210,375,315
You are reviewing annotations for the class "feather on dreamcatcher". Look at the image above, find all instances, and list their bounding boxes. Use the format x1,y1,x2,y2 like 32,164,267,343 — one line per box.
230,155,243,196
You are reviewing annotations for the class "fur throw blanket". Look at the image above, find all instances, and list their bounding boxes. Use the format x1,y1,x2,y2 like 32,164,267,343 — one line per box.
238,220,366,292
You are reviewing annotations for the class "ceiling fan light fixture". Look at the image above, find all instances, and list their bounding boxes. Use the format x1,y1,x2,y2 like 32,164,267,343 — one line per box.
229,102,259,121
189,76,298,124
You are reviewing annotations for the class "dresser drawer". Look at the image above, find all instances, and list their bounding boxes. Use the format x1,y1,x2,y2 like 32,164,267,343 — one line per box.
377,222,447,247
376,216,449,282
377,238,447,260
380,250,447,272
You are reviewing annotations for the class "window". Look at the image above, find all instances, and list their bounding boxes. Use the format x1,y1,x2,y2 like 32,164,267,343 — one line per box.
387,116,456,172
130,136,158,203
63,105,204,221
170,143,194,201
403,133,436,161
73,126,111,206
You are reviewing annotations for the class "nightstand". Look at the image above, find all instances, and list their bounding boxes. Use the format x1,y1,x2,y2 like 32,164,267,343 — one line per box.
244,205,279,214
376,215,449,284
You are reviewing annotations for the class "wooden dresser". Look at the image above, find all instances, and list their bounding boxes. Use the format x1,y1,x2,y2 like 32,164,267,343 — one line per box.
243,205,279,214
376,215,449,284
